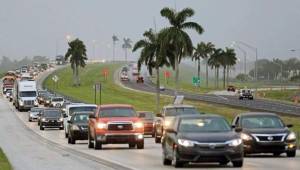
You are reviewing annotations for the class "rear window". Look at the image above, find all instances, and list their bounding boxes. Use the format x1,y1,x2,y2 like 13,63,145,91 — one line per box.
99,108,137,118
69,106,96,116
138,112,154,119
44,110,61,117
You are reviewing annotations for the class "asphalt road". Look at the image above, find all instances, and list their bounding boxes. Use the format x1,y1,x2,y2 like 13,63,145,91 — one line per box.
120,68,300,116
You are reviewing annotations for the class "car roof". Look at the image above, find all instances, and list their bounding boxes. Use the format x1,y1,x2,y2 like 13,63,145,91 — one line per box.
239,112,278,117
43,108,61,112
99,104,133,109
163,104,195,109
67,104,97,108
177,114,224,119
72,111,93,115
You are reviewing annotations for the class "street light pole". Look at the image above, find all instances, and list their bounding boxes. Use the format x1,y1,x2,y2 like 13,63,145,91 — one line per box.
273,61,283,90
231,43,247,75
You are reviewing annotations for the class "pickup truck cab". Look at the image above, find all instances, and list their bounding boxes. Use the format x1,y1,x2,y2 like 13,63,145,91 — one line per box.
64,104,97,138
88,104,144,150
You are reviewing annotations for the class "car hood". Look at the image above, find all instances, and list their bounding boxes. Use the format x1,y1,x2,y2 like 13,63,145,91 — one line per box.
73,123,88,127
178,131,238,143
98,117,140,123
243,128,289,134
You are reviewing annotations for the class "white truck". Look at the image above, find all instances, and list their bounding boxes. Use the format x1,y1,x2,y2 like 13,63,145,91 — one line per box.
13,80,38,111
63,104,97,138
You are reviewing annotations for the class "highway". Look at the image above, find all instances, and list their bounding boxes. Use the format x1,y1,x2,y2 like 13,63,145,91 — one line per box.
119,68,300,116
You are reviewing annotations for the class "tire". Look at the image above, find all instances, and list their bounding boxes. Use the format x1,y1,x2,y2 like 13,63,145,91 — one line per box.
152,133,155,138
219,160,229,166
129,143,136,149
38,121,40,126
232,160,243,167
273,152,282,157
137,140,144,149
29,119,32,122
155,132,161,143
59,127,64,130
68,136,71,144
40,125,44,131
88,131,94,149
163,157,172,166
94,139,102,150
287,151,296,157
173,151,185,168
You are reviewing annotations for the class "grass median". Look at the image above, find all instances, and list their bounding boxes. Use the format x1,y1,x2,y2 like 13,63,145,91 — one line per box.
0,148,12,170
44,63,300,131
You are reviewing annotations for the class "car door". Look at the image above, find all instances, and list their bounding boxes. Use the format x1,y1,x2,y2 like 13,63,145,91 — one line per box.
162,118,178,159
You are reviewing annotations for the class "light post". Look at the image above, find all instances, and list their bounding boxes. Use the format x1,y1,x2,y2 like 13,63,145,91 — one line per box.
273,61,283,90
231,43,247,75
233,41,258,80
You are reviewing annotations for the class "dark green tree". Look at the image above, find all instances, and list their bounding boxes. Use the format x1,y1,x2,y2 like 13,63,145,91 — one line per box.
65,38,88,86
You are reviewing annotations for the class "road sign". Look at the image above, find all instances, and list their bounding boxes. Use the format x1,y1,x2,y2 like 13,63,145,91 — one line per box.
192,76,200,86
164,71,171,78
52,75,59,82
102,68,109,80
95,83,101,91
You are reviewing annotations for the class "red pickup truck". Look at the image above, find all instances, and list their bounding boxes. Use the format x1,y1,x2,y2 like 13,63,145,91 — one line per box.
88,104,144,150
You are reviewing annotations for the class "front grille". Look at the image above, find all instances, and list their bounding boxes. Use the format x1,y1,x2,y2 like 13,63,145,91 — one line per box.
195,143,227,150
24,100,34,105
108,123,133,131
253,134,286,142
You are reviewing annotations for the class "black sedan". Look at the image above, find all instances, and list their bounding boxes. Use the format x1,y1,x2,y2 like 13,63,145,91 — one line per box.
162,114,243,168
67,112,92,144
232,112,297,157
39,109,64,130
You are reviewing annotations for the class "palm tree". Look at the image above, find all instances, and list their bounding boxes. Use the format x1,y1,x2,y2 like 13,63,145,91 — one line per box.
122,38,132,62
193,42,214,88
112,35,119,62
133,29,170,113
224,48,237,87
65,38,87,86
159,7,204,94
208,48,223,88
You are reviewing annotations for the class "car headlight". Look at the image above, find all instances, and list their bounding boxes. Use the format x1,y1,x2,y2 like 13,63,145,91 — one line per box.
19,100,24,106
287,132,296,141
164,120,171,127
241,133,252,141
41,118,46,122
58,118,63,122
72,125,80,130
134,122,144,129
34,100,38,105
46,100,50,103
97,122,107,129
178,139,195,147
227,139,242,147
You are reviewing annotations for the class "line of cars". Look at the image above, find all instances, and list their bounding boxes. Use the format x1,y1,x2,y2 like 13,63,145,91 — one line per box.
2,79,297,168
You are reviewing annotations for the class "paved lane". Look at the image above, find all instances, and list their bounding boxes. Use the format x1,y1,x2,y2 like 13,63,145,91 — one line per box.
4,98,299,170
0,96,113,170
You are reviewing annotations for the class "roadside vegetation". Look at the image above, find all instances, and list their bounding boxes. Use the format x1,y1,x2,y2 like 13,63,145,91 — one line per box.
44,63,300,131
261,89,300,103
0,148,12,170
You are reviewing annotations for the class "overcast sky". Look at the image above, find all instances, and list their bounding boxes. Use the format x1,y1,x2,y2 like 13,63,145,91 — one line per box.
1,0,300,61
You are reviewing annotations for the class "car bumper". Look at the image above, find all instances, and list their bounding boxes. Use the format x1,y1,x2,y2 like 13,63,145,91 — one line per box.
176,145,243,162
243,140,297,153
96,133,144,144
41,121,63,128
71,130,88,140
144,126,154,135
29,116,39,121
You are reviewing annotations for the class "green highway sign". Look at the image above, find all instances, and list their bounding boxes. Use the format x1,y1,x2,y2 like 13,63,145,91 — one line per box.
192,76,200,86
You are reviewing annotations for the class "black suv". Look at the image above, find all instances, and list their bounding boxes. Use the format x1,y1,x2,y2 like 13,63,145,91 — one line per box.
39,109,64,130
162,114,243,168
232,112,297,157
67,112,92,144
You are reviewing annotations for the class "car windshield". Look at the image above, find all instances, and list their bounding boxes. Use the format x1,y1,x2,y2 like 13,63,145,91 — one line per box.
72,114,89,123
69,107,96,116
19,91,36,97
52,98,63,102
99,108,137,117
165,108,198,117
38,91,47,96
138,112,154,119
241,116,284,129
179,117,231,132
31,108,43,112
44,110,61,117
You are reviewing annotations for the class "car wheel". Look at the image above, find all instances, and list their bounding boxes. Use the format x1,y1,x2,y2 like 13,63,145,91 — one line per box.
40,125,44,131
129,143,136,149
173,151,185,168
68,136,71,144
38,121,40,126
59,127,64,130
163,157,172,166
155,133,161,143
152,133,155,138
29,118,32,122
219,160,229,166
232,160,243,167
287,151,296,157
137,140,144,149
94,134,102,150
88,131,94,149
273,152,282,157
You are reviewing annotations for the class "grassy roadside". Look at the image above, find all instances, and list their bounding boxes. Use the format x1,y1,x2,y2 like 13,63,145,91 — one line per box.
44,63,300,131
260,89,300,103
0,148,12,170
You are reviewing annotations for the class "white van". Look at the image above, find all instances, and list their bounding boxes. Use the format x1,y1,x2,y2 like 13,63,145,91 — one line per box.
13,80,38,111
64,104,97,138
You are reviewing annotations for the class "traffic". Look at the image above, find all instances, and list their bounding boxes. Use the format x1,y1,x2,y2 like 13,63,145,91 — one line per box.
1,63,298,169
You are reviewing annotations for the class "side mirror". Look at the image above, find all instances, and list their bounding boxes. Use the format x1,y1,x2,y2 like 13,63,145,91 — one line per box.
89,114,96,119
63,114,68,118
235,127,243,133
287,124,293,128
156,113,162,117
165,128,177,134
